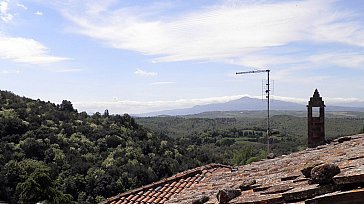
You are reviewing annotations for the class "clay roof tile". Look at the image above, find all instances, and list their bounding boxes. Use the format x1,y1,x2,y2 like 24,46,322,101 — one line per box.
136,195,145,202
159,186,167,192
147,196,156,203
164,186,172,193
100,164,242,204
153,191,162,198
175,188,183,194
119,200,127,204
164,192,173,199
169,181,177,187
185,182,193,188
130,195,139,201
184,177,192,182
141,196,150,203
178,182,187,188
126,195,133,200
154,197,162,203
159,198,167,203
143,190,152,196
169,187,177,194
159,192,168,198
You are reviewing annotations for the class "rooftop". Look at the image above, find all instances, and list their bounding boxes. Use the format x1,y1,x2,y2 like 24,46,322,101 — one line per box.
103,134,364,204
102,164,231,204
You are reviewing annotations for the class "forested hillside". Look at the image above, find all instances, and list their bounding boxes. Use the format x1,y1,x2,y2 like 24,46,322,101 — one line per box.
0,91,205,203
136,113,364,155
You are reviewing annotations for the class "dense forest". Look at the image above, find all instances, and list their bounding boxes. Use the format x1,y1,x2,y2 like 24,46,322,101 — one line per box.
0,91,208,203
1,90,363,203
136,113,364,155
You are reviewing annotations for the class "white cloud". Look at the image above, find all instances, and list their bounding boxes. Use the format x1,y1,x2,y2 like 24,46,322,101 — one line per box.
134,68,157,77
57,0,364,65
34,11,43,16
0,0,13,22
0,34,70,64
16,3,27,10
73,94,250,114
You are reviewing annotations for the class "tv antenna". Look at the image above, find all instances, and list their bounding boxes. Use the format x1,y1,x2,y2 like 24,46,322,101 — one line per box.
236,69,271,156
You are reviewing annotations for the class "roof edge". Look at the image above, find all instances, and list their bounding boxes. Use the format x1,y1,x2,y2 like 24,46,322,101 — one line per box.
101,163,231,204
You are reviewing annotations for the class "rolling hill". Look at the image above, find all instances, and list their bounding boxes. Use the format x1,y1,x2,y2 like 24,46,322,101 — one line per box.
139,97,364,117
139,97,304,116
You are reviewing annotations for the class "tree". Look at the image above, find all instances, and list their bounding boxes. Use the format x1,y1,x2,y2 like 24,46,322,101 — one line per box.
0,159,74,203
16,170,54,202
20,138,46,160
104,109,109,117
59,100,75,112
215,138,235,147
105,135,124,148
233,145,255,165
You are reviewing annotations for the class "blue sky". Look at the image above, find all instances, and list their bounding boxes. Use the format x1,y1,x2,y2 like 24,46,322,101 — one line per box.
0,0,364,114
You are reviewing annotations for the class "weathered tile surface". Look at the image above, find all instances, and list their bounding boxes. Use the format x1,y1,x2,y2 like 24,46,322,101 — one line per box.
103,134,364,204
101,164,231,204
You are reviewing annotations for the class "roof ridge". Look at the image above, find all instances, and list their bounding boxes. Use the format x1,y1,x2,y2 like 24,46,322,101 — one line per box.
102,163,231,204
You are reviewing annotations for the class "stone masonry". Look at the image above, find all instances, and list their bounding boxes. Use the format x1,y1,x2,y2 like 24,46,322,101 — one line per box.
307,89,325,148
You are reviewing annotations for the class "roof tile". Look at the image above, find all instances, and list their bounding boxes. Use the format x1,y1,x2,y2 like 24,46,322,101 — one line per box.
103,134,364,204
159,192,167,198
166,134,364,204
148,196,156,203
141,196,150,203
101,163,229,204
154,197,162,203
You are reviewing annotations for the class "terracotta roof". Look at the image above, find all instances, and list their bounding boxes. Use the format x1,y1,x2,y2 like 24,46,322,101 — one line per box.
166,134,364,204
103,134,364,204
101,163,231,204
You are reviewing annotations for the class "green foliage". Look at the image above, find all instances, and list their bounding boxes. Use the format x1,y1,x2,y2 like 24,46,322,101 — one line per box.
0,91,200,203
215,138,235,146
0,159,73,203
59,100,75,112
232,145,266,166
137,113,364,156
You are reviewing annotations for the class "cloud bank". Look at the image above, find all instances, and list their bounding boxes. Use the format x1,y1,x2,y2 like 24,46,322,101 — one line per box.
58,0,364,68
0,34,70,64
73,94,364,115
74,94,250,114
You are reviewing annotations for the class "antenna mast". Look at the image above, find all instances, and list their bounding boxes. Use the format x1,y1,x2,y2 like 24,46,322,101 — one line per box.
236,69,271,156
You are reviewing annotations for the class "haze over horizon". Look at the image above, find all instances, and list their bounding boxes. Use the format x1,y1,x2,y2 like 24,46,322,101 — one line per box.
1,0,364,114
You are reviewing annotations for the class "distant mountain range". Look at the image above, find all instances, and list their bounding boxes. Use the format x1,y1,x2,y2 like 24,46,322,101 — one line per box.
139,97,364,117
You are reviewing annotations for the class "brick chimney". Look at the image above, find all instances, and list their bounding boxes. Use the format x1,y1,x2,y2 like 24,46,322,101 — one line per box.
307,89,325,148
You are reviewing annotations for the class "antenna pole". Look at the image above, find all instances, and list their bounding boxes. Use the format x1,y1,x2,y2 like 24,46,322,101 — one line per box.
236,69,271,157
267,70,270,155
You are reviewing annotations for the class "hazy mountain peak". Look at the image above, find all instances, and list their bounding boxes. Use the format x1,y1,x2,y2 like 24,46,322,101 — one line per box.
139,97,305,117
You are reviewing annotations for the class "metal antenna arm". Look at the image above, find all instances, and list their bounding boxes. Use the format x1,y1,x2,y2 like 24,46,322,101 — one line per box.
236,69,271,157
236,70,269,75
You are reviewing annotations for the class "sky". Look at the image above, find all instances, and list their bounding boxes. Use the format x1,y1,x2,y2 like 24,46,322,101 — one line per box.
0,0,364,114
